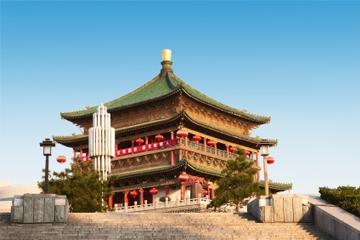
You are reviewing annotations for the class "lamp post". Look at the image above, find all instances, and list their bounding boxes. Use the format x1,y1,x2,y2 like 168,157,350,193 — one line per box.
260,144,270,196
40,138,55,193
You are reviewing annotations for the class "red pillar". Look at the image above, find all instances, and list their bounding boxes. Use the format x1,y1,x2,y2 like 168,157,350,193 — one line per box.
181,183,185,200
80,148,83,161
140,188,144,205
124,191,129,205
108,195,113,209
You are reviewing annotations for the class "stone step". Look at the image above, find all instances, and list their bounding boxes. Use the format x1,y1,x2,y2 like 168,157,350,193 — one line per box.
0,212,332,240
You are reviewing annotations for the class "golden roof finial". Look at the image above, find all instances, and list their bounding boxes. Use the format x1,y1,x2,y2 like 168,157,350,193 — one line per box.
162,49,172,62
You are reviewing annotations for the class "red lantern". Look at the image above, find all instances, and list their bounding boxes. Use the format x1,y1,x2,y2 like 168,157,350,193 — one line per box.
176,129,188,138
266,156,275,164
135,138,144,146
207,140,216,147
203,189,208,196
56,155,66,164
229,146,237,153
155,134,164,142
179,171,189,183
130,190,138,198
149,187,158,195
243,149,251,156
192,135,201,143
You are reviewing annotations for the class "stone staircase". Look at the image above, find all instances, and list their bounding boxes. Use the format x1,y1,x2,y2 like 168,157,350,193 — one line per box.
0,212,332,240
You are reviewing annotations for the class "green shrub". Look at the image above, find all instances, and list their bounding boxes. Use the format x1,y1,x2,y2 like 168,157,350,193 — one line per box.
319,186,360,218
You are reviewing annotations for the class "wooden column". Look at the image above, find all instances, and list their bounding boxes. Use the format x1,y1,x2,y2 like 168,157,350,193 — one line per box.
181,183,185,200
170,131,175,165
79,148,83,161
108,195,113,209
124,191,129,205
256,153,260,182
139,188,144,205
170,131,174,140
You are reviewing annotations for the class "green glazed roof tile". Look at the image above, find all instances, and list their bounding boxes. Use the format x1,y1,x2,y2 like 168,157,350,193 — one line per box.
60,67,270,124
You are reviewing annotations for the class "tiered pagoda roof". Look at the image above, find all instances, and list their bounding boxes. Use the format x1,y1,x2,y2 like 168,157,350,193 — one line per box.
60,68,270,124
55,54,276,148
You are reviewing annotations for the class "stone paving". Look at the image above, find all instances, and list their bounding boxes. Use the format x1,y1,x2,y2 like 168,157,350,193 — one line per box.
0,212,332,240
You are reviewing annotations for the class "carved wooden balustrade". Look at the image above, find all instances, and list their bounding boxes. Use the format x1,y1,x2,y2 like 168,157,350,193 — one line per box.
110,138,240,173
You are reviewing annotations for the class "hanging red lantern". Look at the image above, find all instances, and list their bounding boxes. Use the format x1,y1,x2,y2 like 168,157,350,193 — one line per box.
149,187,158,195
266,156,275,164
56,155,66,164
135,138,144,146
130,190,138,198
179,171,189,183
176,129,188,138
207,140,216,147
229,146,237,153
203,189,208,196
155,134,164,142
192,135,201,143
243,149,251,156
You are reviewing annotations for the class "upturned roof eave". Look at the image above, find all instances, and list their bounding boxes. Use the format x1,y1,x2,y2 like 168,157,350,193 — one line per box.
54,111,277,147
177,84,271,125
60,88,182,121
60,70,271,125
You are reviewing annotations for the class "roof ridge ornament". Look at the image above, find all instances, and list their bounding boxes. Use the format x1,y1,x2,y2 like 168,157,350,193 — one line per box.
161,49,173,75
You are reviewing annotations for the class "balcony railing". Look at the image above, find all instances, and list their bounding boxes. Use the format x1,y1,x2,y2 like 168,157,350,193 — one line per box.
76,138,239,162
115,139,178,157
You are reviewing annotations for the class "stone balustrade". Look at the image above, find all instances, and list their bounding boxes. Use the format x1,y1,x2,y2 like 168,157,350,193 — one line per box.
114,197,211,213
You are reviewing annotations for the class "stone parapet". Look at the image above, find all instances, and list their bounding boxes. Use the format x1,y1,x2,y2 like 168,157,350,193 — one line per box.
308,196,360,240
10,194,69,224
247,194,312,223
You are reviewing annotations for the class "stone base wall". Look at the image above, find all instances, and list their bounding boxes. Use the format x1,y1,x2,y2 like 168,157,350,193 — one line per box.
247,194,312,223
10,194,69,224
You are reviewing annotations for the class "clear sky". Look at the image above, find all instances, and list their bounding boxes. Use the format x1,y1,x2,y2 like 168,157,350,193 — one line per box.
1,1,359,193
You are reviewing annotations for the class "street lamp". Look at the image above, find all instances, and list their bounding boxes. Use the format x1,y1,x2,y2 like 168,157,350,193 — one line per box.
40,138,55,193
260,144,270,196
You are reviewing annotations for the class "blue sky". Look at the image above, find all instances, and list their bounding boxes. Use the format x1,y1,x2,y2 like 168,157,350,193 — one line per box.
1,1,359,193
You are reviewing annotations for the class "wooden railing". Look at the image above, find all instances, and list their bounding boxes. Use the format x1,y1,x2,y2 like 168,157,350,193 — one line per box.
77,138,239,162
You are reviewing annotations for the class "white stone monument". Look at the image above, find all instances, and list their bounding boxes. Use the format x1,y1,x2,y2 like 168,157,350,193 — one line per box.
89,104,115,180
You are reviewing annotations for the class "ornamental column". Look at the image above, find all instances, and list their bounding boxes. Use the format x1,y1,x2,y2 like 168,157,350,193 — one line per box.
89,104,115,181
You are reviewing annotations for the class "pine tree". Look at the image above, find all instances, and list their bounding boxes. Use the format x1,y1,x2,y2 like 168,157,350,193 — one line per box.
208,151,260,212
38,160,111,212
